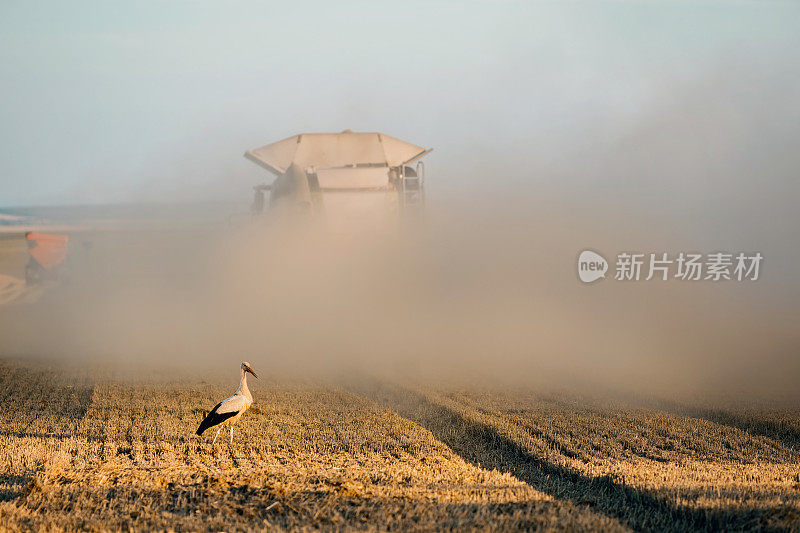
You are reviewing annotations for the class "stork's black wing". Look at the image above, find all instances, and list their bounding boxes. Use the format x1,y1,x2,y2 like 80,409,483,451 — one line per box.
196,401,239,435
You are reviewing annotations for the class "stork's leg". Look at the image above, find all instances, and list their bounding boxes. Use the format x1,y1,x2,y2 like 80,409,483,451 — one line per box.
230,425,234,444
212,426,222,445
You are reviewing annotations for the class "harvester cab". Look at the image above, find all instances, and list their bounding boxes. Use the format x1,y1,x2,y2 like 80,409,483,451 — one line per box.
25,232,69,285
245,130,431,232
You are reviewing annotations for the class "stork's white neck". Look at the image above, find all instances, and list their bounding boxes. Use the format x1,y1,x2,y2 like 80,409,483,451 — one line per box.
236,368,252,400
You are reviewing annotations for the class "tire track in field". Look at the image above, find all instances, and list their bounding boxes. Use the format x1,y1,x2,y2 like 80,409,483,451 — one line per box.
363,382,780,533
586,388,800,453
657,400,800,453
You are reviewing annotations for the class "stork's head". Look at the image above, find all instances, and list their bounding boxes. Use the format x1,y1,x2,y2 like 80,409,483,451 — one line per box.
241,361,259,379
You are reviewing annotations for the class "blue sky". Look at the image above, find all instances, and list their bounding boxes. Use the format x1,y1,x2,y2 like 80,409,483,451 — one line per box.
1,0,798,206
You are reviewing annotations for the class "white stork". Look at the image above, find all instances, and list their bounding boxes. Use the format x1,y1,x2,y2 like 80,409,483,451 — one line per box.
196,361,258,444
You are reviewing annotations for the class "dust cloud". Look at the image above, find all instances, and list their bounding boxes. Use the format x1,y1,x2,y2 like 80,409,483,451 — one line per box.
0,193,796,407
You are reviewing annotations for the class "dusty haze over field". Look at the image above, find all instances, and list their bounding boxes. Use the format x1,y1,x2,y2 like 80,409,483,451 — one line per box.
0,200,797,406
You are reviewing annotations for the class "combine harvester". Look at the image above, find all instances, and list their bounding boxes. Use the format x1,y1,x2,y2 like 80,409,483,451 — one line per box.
245,130,432,234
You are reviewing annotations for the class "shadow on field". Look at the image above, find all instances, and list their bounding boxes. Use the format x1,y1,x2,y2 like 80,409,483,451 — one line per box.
3,479,625,531
0,473,35,502
364,383,784,533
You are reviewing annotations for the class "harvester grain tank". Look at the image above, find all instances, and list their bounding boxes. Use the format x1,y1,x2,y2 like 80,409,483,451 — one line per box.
245,131,431,230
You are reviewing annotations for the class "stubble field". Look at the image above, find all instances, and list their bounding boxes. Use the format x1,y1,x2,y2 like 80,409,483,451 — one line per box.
0,358,798,532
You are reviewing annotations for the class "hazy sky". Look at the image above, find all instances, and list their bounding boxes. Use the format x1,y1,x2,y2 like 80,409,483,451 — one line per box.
1,0,798,206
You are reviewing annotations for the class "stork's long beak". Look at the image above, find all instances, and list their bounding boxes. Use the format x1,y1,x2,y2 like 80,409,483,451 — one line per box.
246,366,259,379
